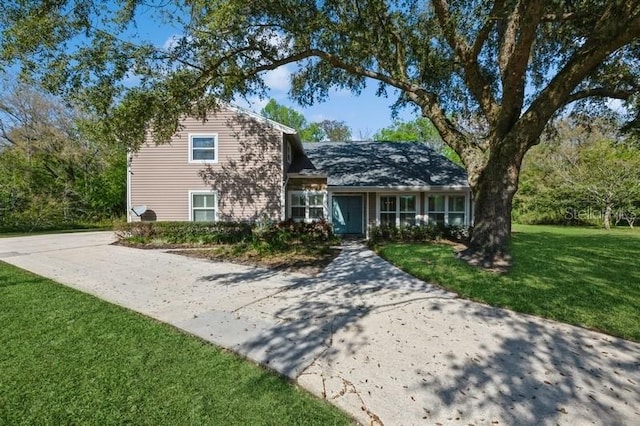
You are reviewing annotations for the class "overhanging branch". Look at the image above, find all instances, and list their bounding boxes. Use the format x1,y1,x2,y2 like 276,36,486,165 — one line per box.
432,0,499,121
565,87,636,104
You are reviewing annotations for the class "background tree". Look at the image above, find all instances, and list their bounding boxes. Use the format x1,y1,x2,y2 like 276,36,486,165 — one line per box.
514,118,640,228
3,1,640,263
373,117,461,164
260,99,351,141
318,119,351,141
260,99,325,141
373,117,439,142
260,99,308,133
562,140,640,229
0,84,126,231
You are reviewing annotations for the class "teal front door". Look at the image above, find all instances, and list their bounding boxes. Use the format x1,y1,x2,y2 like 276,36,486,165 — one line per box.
332,195,363,235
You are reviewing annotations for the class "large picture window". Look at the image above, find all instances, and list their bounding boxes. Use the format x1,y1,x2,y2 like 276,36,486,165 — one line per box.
190,191,217,222
289,191,326,222
189,134,218,163
379,194,417,226
427,194,467,226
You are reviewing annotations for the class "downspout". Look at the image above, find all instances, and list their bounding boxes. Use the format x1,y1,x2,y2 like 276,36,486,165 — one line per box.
126,150,132,222
281,175,289,221
281,132,289,221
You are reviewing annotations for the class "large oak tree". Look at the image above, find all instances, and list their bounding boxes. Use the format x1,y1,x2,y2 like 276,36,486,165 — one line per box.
3,0,640,262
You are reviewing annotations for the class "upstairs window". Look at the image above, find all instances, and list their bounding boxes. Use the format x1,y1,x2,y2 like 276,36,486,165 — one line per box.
189,134,218,163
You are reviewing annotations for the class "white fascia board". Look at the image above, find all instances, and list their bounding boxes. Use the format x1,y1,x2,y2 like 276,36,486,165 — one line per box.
327,185,470,192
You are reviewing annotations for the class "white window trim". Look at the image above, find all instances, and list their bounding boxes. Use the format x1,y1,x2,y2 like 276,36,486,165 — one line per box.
188,133,219,164
288,190,327,222
377,193,419,226
286,141,292,164
188,190,218,222
426,193,468,226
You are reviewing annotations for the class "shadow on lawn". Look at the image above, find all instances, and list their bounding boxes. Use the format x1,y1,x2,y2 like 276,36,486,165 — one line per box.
419,298,640,424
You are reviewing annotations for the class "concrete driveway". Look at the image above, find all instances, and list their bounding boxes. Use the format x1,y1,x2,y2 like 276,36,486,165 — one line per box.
1,232,639,425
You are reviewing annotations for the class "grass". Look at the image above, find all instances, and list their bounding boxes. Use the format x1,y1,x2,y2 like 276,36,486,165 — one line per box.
0,261,352,425
375,225,640,341
0,222,116,238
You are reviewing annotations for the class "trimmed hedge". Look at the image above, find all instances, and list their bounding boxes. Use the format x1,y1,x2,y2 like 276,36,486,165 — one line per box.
114,221,253,244
368,223,472,244
114,219,338,247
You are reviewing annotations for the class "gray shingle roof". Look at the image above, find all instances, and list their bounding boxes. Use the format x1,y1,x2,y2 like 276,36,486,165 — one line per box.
289,141,468,188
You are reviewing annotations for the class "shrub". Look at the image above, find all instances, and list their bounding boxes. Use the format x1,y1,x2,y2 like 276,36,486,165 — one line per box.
368,223,472,244
252,219,338,251
114,221,253,244
114,219,338,248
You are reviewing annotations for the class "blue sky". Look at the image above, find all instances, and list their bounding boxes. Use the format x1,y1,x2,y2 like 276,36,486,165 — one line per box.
129,10,418,138
234,74,417,139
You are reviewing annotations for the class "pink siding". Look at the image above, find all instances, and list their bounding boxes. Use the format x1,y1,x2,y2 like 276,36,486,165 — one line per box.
130,108,284,222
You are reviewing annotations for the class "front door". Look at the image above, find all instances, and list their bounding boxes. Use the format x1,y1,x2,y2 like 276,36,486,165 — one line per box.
332,195,363,235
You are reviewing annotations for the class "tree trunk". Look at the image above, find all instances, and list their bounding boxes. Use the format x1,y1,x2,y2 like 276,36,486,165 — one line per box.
459,149,521,268
603,204,612,230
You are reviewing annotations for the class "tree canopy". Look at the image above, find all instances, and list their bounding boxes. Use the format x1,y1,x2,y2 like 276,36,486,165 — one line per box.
260,99,351,141
0,84,126,230
373,117,461,164
3,0,640,261
373,118,439,142
514,118,640,228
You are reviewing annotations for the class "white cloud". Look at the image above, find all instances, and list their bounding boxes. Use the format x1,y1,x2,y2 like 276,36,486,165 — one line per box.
162,34,183,50
233,95,270,113
606,98,626,113
262,65,292,92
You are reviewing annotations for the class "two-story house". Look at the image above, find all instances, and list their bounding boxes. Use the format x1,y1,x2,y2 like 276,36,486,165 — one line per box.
127,104,472,236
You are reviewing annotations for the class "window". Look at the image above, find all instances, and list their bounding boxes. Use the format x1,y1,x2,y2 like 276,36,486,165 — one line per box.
189,134,218,163
427,194,467,226
286,141,292,164
448,195,466,225
427,195,446,226
380,196,397,225
190,191,217,222
379,194,417,226
399,195,417,226
289,191,326,222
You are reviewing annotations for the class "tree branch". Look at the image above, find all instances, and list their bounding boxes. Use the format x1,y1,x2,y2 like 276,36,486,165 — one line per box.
432,0,499,121
497,0,545,136
565,87,636,104
516,10,640,152
471,0,505,59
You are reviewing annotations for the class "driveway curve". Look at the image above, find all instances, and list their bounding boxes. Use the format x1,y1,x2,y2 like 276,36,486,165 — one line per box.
1,232,639,425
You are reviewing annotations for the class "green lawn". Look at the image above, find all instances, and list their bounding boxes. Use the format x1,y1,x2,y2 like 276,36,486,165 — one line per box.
376,225,640,341
0,262,351,425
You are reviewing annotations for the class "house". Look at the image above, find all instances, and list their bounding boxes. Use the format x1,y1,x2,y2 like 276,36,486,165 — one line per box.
127,104,472,236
